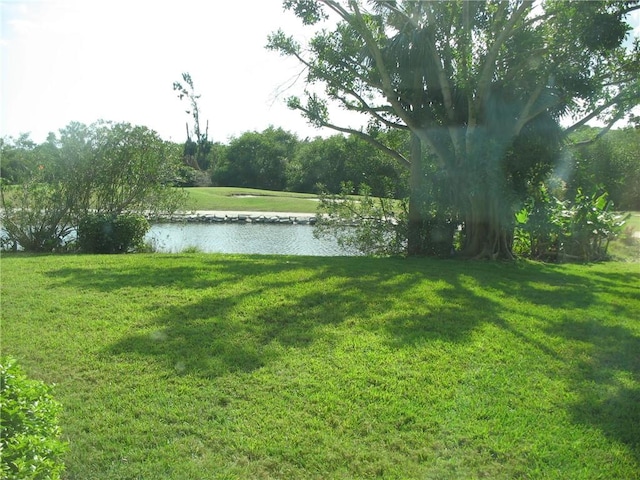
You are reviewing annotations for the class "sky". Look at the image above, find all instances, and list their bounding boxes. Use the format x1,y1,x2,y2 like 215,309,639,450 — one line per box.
0,0,347,144
1,1,639,145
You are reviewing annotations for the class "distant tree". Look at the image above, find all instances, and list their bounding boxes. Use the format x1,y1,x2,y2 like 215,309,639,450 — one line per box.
173,72,213,172
287,133,405,196
567,127,640,210
214,127,298,190
286,135,347,193
0,134,38,184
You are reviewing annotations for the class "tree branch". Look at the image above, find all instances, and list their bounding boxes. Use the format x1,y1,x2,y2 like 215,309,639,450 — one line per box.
296,108,411,168
568,108,627,147
564,88,637,135
332,0,420,132
477,1,533,103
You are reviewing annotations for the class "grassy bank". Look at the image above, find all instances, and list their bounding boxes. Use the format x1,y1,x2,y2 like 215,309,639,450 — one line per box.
182,187,321,213
1,254,639,479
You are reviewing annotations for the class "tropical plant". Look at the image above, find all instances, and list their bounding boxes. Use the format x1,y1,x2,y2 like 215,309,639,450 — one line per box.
515,186,627,261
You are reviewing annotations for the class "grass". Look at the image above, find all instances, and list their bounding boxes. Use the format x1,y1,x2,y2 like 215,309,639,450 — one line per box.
182,187,321,213
623,211,640,231
1,253,639,479
608,211,640,262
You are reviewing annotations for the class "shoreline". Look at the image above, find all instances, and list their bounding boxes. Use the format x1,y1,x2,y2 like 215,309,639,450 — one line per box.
153,210,318,225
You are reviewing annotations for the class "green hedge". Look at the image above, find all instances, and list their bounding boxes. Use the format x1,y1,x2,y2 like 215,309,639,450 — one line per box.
0,357,67,479
77,213,150,254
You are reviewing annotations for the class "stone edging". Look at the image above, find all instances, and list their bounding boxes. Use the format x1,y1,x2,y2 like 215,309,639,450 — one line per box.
152,212,317,225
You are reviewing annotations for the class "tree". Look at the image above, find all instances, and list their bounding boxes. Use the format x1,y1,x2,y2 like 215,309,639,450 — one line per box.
287,133,406,196
268,0,639,258
56,121,184,216
567,127,640,210
0,134,38,184
0,121,184,251
214,127,298,190
173,72,213,172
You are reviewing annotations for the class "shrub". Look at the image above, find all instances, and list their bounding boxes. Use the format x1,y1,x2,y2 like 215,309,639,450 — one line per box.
314,182,408,256
77,213,150,253
0,178,75,253
515,186,627,261
0,356,67,479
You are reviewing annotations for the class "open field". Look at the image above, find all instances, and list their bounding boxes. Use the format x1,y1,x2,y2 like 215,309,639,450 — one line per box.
624,211,640,231
1,253,639,479
182,187,321,213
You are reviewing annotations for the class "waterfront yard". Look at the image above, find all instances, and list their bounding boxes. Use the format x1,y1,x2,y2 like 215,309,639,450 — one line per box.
1,254,639,479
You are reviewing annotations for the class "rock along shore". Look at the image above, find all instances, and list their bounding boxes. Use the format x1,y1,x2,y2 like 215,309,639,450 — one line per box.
151,210,318,225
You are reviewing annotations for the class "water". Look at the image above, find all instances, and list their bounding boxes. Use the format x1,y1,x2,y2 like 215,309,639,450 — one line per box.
146,223,359,256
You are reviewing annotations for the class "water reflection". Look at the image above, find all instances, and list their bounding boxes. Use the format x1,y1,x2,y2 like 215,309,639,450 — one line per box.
146,223,359,256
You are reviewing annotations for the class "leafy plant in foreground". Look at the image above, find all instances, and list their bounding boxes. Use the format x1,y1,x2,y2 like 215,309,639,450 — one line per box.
515,186,627,261
0,356,67,480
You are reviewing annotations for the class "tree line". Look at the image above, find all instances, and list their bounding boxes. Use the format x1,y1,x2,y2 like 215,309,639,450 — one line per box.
4,121,637,209
1,118,637,258
1,125,408,197
2,0,639,259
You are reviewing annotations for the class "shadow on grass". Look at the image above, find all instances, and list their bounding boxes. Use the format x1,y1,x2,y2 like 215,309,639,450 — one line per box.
103,257,496,377
546,319,640,460
46,255,639,457
46,256,623,372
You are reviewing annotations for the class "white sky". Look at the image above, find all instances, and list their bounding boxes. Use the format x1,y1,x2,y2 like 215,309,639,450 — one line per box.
2,1,639,144
0,0,347,144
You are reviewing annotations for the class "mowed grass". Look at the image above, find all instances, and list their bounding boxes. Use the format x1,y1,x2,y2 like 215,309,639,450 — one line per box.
1,254,639,479
609,212,640,262
182,187,321,213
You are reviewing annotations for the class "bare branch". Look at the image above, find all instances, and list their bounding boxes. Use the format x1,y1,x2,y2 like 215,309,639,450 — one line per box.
564,89,637,135
568,109,627,147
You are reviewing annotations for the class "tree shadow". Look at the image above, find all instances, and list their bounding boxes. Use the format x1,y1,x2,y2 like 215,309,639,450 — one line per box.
45,254,639,460
545,319,640,459
45,255,304,292
105,256,491,377
47,256,493,377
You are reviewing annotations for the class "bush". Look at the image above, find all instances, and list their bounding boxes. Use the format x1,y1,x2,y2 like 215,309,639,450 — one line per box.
77,213,150,253
314,183,408,256
515,186,627,261
0,356,67,479
0,177,75,253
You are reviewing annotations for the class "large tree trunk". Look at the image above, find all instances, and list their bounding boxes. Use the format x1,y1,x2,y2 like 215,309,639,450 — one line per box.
461,190,514,259
407,133,426,256
406,133,457,257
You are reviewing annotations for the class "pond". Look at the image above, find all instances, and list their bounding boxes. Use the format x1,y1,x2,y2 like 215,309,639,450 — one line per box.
146,222,359,256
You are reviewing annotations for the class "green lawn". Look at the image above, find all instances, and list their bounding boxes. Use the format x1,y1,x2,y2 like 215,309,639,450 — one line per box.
1,254,639,479
624,211,640,233
182,187,321,213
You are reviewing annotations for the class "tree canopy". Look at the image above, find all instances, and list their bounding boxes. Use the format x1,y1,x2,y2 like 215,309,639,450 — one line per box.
0,121,183,251
268,0,640,258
